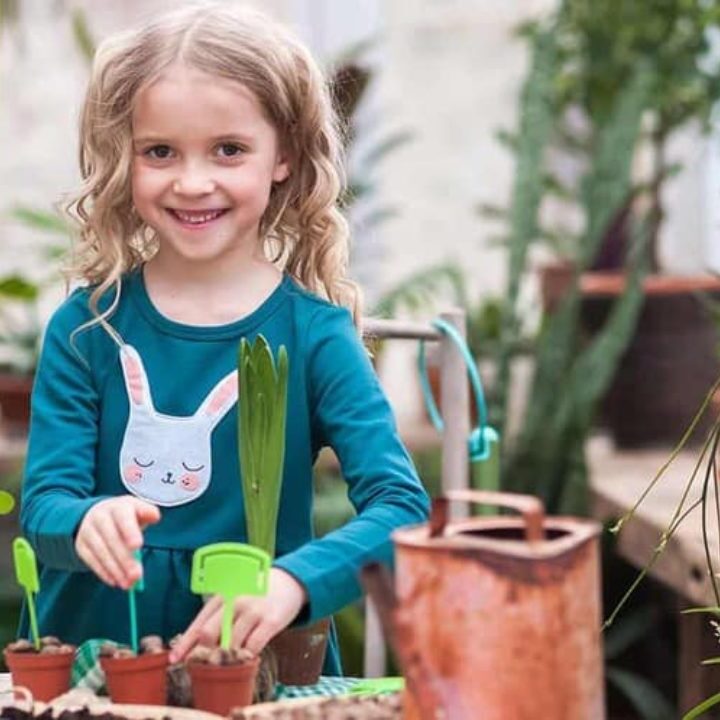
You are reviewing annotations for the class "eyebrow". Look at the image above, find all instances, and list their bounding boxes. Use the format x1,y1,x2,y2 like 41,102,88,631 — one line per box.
132,133,256,146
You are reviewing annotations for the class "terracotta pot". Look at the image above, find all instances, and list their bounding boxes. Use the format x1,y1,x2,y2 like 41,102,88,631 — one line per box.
581,273,720,447
538,259,576,313
0,372,33,432
100,651,169,705
267,618,330,686
4,648,74,702
189,656,259,716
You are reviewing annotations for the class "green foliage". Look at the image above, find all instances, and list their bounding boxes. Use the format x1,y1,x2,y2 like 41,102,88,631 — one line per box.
551,0,720,133
10,206,72,237
0,207,71,374
238,336,289,559
603,603,675,719
489,28,652,514
71,7,95,64
606,667,675,720
490,1,720,271
371,264,467,319
492,28,557,436
683,692,720,720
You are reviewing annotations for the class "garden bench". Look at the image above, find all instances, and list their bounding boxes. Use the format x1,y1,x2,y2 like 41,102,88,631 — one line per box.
588,435,720,715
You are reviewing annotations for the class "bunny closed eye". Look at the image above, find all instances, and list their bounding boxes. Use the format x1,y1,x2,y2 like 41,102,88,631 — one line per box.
118,345,238,507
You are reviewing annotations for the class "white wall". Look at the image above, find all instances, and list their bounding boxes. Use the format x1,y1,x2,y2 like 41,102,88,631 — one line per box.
0,0,714,324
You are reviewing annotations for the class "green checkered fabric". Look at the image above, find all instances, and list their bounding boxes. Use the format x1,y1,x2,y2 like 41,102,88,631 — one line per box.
72,639,361,700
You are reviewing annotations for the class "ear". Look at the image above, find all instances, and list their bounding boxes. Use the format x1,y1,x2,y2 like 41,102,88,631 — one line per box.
272,151,290,184
120,345,153,410
196,371,239,428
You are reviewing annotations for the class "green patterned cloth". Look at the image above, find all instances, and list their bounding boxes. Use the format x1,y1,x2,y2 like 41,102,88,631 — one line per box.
72,639,361,700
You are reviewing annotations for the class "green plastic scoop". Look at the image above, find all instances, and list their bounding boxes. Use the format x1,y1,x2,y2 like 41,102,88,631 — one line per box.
128,549,144,654
348,677,405,695
13,538,40,650
191,542,270,650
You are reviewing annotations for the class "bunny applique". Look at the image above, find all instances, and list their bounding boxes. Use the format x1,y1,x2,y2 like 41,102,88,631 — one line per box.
117,344,238,507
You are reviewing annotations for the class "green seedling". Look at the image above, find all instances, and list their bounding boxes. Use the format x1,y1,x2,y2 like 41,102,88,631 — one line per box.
238,335,288,559
191,542,270,650
13,538,40,650
128,549,144,654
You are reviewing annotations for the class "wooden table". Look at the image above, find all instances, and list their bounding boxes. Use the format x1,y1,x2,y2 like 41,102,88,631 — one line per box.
0,673,12,707
589,435,720,714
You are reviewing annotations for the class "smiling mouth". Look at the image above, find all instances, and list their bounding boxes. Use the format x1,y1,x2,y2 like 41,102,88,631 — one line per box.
167,208,229,227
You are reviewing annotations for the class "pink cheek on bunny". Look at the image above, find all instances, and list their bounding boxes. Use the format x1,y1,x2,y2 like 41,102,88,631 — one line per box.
123,464,143,484
180,474,200,492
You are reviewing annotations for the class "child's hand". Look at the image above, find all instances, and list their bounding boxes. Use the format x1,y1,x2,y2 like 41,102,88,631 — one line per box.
169,567,307,663
75,496,161,589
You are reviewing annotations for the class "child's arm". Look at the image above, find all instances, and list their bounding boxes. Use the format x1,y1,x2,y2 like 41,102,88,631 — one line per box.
19,296,155,576
273,304,431,623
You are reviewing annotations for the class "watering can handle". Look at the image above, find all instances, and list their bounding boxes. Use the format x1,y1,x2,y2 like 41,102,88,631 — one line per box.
430,489,545,543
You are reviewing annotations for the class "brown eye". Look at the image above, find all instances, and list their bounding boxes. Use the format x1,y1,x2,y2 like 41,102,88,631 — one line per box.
216,143,243,158
146,145,173,160
182,461,205,472
133,456,154,468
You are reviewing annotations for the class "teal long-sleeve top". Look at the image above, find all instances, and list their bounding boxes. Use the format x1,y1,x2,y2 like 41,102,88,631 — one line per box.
19,270,430,674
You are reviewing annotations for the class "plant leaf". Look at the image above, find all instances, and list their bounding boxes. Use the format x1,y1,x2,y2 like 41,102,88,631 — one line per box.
606,667,675,720
10,206,70,235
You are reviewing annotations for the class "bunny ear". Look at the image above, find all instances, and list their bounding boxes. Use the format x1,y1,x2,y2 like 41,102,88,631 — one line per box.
120,345,153,410
196,371,239,427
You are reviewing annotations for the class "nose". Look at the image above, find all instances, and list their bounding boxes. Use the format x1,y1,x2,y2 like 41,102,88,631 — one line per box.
172,162,216,196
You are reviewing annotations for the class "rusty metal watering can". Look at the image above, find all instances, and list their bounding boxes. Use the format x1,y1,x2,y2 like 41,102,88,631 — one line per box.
362,489,605,720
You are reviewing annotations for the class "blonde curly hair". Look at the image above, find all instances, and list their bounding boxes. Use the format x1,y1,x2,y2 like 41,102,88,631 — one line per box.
67,2,362,332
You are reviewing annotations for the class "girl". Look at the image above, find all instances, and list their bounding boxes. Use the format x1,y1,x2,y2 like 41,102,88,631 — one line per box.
19,3,429,676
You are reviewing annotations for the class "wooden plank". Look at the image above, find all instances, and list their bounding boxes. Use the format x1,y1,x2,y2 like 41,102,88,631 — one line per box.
362,318,443,342
439,309,470,517
588,435,718,608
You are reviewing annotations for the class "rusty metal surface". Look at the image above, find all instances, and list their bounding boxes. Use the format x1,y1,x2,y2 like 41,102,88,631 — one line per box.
371,491,605,720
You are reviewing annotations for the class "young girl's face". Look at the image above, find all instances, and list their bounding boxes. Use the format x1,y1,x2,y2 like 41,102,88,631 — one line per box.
131,64,289,265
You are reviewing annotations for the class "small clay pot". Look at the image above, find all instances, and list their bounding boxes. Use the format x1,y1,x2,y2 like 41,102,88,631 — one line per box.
3,647,75,702
100,650,169,705
268,618,330,686
189,656,260,716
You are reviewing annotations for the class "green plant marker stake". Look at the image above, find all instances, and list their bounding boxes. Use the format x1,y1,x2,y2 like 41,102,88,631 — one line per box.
0,491,15,515
191,543,270,650
470,425,501,516
13,538,40,650
128,549,144,654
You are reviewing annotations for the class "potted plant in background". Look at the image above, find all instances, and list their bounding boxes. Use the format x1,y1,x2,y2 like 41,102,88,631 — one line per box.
484,0,720,448
0,207,70,434
0,273,41,432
